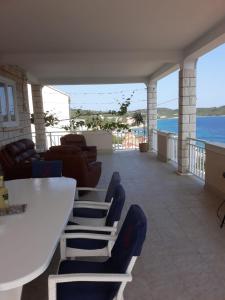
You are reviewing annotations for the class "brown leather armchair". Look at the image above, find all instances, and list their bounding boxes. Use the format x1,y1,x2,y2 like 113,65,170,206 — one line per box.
0,139,42,180
60,134,97,162
44,145,101,188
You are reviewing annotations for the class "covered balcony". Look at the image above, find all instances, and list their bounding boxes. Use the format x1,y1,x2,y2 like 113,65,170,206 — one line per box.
21,151,225,300
1,1,225,300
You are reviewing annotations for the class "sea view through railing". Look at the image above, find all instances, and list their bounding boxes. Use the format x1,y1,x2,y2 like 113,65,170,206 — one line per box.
31,115,225,182
157,115,225,144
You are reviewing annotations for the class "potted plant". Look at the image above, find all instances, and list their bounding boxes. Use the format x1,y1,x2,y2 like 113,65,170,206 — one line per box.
132,112,149,152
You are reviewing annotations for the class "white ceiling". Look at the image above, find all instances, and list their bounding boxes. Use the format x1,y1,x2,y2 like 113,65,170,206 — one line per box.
1,0,225,84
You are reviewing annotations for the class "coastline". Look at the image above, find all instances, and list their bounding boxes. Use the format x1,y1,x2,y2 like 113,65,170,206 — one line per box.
158,114,225,120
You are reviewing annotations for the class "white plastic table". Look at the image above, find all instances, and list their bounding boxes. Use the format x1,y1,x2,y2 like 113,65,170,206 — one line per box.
0,177,76,300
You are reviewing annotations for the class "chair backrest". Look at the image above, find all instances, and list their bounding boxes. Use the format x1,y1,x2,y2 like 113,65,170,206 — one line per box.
32,160,63,178
105,184,125,227
60,134,86,148
104,171,121,203
107,205,147,273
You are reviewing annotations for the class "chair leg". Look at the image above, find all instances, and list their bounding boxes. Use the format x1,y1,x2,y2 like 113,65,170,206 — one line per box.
60,238,66,260
75,190,79,201
220,214,225,228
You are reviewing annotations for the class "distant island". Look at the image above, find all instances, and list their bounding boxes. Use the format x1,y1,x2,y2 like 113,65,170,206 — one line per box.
156,106,225,119
71,105,225,120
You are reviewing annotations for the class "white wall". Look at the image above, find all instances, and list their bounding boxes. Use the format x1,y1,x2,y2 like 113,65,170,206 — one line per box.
205,143,225,198
42,86,70,132
81,130,113,153
28,85,70,133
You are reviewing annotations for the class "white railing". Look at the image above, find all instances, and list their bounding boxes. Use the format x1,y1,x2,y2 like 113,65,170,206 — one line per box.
33,129,148,152
32,130,206,181
168,134,178,163
45,131,68,148
32,131,68,149
188,138,206,180
112,129,147,151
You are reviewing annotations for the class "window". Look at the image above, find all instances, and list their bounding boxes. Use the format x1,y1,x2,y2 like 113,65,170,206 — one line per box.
0,76,18,127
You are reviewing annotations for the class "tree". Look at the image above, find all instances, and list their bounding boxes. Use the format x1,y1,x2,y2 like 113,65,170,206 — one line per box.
132,112,148,141
30,111,59,127
132,112,144,126
62,96,132,132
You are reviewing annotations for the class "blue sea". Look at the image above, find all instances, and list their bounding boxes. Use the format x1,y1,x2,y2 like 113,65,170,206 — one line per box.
133,116,225,144
157,115,225,144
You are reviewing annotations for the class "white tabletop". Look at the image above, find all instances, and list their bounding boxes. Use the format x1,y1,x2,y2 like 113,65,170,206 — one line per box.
0,177,76,291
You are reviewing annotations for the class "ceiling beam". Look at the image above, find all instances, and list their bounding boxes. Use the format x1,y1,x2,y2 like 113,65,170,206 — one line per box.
37,76,147,85
0,50,182,65
184,16,225,60
146,63,179,83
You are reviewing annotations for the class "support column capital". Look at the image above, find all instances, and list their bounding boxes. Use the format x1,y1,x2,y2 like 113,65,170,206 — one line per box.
146,80,157,88
180,58,198,71
31,83,43,89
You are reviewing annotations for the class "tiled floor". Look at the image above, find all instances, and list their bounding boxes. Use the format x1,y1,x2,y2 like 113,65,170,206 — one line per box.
22,151,225,300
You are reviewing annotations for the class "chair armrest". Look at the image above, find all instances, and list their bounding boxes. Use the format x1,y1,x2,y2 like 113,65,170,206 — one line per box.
81,146,97,152
61,232,117,241
38,152,46,158
76,187,107,192
65,225,117,233
49,273,132,283
74,201,111,209
48,273,132,300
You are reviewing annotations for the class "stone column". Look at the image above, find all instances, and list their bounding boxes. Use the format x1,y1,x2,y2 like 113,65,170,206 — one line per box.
178,60,197,174
31,84,47,152
147,80,157,151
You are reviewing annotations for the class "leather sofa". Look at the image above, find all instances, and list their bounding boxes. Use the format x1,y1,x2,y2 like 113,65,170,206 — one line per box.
44,145,102,188
0,139,41,180
60,134,97,162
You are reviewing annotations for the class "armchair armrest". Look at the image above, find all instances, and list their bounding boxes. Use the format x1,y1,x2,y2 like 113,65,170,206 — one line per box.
61,232,117,241
81,146,97,152
38,151,46,158
49,273,132,300
74,201,111,209
76,187,107,192
65,225,117,233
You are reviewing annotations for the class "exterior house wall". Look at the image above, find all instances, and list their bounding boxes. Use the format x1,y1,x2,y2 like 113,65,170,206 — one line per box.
29,85,70,134
42,86,70,132
205,143,225,198
0,65,31,148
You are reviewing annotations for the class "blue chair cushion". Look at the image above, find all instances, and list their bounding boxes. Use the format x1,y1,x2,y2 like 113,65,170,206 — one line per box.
104,172,121,203
73,207,107,218
57,260,118,300
108,205,147,273
105,184,125,227
32,160,62,178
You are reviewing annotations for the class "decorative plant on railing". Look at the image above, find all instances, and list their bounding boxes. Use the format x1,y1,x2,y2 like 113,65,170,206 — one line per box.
132,111,148,152
62,95,133,132
30,111,59,127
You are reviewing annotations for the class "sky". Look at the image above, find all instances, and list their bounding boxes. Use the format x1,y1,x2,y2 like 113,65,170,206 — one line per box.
56,43,225,111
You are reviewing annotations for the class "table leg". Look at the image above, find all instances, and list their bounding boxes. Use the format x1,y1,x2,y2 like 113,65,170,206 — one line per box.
0,286,22,300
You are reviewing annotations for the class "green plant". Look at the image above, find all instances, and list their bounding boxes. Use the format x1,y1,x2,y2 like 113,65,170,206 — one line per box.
112,135,124,145
132,112,144,126
132,111,148,142
62,96,132,132
30,111,59,127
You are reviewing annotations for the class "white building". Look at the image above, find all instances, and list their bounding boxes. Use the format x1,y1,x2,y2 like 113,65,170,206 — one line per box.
28,85,70,132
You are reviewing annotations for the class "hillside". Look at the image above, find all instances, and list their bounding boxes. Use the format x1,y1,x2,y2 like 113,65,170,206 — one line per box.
70,105,225,119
